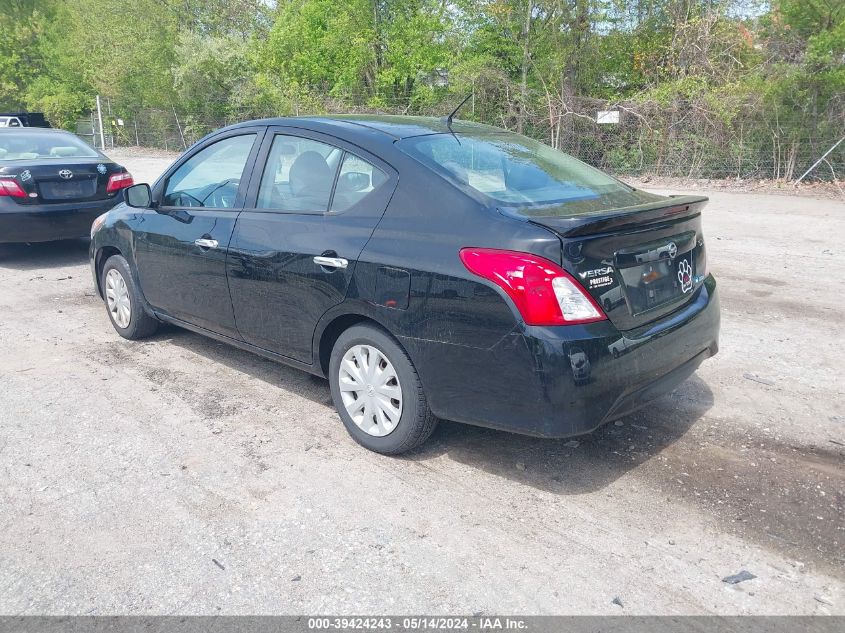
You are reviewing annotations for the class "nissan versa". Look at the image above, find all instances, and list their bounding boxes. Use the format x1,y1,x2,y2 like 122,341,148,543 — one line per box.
90,115,719,454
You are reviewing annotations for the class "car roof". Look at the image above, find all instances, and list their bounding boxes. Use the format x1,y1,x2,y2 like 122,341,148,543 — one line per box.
227,115,504,140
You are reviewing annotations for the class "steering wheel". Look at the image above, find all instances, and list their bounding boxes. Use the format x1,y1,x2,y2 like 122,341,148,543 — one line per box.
173,191,204,207
205,178,240,208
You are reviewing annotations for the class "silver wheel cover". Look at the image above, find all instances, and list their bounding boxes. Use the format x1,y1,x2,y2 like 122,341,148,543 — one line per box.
105,268,131,329
338,344,403,437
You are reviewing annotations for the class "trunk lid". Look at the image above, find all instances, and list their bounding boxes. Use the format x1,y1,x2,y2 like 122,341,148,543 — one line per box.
0,159,120,205
506,195,709,331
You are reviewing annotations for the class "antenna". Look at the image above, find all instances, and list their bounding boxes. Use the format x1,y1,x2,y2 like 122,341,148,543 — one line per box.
442,93,473,144
445,93,473,127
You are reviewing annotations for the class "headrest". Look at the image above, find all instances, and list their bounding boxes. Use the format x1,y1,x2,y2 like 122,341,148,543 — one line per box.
50,147,79,157
289,151,331,196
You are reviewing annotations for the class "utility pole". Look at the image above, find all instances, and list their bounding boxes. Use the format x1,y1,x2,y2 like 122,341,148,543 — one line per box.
95,95,106,150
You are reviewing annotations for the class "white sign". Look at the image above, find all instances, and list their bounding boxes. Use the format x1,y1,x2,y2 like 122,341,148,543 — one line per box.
596,110,620,124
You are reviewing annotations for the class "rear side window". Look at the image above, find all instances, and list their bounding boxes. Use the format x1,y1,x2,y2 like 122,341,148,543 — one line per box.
163,134,256,208
330,153,387,213
257,135,342,212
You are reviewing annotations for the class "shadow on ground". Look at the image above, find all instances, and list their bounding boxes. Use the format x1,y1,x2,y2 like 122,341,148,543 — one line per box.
409,375,713,495
150,328,845,577
0,239,90,271
161,325,713,496
160,325,335,408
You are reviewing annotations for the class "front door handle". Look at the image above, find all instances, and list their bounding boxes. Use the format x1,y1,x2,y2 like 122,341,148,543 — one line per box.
194,238,218,249
313,256,348,269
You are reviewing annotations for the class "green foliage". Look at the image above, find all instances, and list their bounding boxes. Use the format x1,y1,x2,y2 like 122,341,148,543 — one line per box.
0,0,840,178
23,76,89,129
0,1,52,110
172,31,252,126
261,0,378,99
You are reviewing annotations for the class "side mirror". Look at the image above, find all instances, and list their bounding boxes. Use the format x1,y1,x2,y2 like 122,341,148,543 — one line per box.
338,171,370,193
125,183,152,208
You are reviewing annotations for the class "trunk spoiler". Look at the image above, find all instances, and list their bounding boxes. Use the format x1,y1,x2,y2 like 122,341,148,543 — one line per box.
500,195,709,238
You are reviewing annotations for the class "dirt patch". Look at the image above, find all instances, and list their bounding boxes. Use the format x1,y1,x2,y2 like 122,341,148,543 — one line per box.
1,164,843,614
648,425,845,577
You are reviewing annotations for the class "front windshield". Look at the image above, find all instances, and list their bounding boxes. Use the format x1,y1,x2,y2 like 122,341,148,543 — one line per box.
398,131,661,216
0,131,100,160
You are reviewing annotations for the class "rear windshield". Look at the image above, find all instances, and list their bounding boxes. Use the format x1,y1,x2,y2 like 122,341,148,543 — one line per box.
398,131,660,216
0,131,100,161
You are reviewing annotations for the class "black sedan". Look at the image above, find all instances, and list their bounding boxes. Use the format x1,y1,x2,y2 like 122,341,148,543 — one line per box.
90,116,719,454
0,128,133,243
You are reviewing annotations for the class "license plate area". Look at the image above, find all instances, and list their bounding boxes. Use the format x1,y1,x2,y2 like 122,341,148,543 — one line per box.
40,178,97,201
618,251,696,315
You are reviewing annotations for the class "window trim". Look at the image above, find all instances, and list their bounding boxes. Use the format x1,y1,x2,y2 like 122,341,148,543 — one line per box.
154,127,265,212
325,150,345,212
244,125,397,216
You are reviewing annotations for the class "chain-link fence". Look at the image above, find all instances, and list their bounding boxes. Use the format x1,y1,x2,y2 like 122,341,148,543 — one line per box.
78,92,845,182
534,96,845,182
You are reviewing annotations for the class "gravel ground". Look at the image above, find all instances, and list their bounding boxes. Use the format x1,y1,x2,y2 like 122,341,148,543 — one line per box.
0,149,842,615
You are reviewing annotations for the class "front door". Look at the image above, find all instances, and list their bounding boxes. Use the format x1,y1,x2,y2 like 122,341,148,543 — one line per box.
227,128,397,363
133,130,262,338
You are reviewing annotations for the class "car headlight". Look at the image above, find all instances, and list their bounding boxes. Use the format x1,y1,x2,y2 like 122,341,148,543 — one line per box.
90,212,109,239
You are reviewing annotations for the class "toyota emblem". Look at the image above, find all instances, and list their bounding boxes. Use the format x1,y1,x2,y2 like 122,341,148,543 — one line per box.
59,169,74,180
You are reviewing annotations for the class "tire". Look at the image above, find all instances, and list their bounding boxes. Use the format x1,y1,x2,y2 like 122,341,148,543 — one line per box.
329,323,438,454
101,254,158,340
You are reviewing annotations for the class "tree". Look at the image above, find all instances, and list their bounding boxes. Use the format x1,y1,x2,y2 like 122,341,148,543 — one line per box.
0,1,53,109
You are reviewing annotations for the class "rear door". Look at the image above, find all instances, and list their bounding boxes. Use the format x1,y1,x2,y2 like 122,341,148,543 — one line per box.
227,127,397,363
133,129,263,337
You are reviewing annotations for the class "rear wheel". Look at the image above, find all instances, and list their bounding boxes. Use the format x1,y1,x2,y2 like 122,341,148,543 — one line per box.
329,324,437,454
101,255,158,340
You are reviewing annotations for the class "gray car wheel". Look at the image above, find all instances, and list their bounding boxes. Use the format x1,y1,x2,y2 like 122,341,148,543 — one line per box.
329,323,438,454
101,254,158,340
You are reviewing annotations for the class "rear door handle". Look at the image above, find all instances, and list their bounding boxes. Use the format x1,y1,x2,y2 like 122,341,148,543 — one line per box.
194,238,218,249
313,256,348,269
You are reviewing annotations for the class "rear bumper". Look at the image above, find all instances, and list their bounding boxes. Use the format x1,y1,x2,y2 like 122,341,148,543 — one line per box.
0,198,119,243
400,275,720,438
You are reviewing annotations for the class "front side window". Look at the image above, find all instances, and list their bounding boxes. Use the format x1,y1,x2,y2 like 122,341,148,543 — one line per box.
398,131,661,216
163,134,256,208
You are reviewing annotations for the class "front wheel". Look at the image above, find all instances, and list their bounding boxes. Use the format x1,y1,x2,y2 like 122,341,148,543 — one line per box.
101,254,158,340
329,324,438,454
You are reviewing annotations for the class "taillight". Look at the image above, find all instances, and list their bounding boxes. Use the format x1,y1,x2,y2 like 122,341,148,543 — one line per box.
459,248,606,325
106,171,134,193
0,178,26,198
